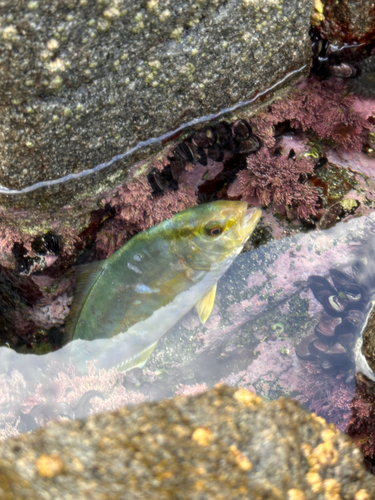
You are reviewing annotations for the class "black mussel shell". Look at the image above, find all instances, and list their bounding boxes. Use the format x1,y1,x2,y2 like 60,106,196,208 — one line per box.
237,136,260,154
314,313,341,344
329,63,357,78
308,275,336,297
324,343,351,367
309,339,329,357
335,319,358,338
232,119,252,140
344,300,368,313
344,309,365,326
215,122,232,147
196,148,207,166
309,339,350,367
337,332,356,349
207,144,224,162
329,269,356,292
314,290,348,317
319,358,337,374
340,283,363,302
334,309,365,337
169,160,185,181
173,143,198,162
192,127,216,149
296,333,318,361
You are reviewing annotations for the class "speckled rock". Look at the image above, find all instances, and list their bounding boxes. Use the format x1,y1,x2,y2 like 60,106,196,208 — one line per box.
0,0,312,207
314,0,375,44
0,386,373,499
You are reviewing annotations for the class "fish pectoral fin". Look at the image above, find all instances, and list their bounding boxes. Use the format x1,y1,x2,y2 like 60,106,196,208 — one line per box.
196,283,217,324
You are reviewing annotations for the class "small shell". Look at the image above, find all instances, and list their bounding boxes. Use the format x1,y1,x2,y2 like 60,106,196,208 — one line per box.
329,63,357,78
236,136,260,154
232,120,252,140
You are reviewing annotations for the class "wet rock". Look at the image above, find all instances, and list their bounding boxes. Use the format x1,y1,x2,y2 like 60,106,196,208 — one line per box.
361,300,375,375
0,386,374,499
0,0,313,208
315,0,375,44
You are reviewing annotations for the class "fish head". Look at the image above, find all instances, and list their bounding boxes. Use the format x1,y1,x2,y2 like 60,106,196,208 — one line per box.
169,200,261,271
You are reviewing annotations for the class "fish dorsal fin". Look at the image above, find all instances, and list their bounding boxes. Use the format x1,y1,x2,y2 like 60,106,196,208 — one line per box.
64,260,105,341
196,283,217,324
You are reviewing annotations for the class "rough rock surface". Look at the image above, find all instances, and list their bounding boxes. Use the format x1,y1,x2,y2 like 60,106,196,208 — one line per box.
0,0,312,207
0,386,374,499
315,0,375,44
361,301,375,374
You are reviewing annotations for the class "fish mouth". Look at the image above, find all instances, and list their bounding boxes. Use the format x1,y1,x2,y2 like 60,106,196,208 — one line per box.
243,206,262,239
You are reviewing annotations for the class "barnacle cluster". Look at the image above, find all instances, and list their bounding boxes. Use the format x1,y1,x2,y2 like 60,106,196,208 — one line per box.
296,263,375,381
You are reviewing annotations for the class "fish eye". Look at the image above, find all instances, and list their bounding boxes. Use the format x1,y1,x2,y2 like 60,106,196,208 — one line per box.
205,224,223,237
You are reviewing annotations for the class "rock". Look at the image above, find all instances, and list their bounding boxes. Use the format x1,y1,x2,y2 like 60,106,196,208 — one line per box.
0,0,313,208
360,300,375,375
0,386,373,499
314,0,375,44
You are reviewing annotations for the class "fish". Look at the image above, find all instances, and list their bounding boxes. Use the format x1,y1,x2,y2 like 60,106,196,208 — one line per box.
65,200,261,372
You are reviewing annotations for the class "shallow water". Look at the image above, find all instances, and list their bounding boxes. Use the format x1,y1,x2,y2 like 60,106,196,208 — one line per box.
0,212,374,457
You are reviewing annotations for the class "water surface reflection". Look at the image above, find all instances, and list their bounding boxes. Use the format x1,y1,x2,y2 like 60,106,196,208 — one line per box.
0,213,375,458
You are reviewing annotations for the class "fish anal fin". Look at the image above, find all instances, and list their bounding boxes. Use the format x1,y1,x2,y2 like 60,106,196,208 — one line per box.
117,341,158,372
196,283,217,324
64,260,105,342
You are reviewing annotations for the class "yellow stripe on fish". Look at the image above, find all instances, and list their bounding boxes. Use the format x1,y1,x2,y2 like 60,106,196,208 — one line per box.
65,201,261,371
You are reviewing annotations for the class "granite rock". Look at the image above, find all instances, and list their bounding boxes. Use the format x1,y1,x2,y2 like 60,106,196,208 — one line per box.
0,0,312,207
0,385,374,499
314,0,375,44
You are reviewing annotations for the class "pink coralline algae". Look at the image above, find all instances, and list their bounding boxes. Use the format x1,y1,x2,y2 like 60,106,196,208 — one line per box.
347,376,375,459
28,293,73,329
0,361,147,440
95,178,197,259
250,78,371,153
305,374,354,433
231,148,318,219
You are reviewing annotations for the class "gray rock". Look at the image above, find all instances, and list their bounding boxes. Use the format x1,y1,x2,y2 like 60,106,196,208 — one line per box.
0,386,374,499
314,0,375,43
0,0,312,207
360,300,375,378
